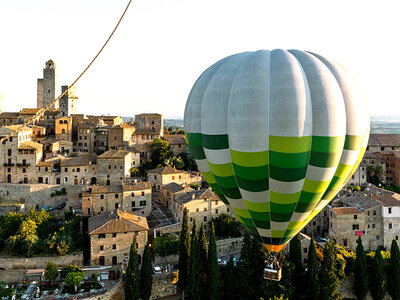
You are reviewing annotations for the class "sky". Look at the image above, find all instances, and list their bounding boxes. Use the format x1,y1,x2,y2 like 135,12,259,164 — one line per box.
0,0,399,118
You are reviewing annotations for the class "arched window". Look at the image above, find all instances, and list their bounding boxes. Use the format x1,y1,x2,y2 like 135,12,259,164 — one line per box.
61,129,66,134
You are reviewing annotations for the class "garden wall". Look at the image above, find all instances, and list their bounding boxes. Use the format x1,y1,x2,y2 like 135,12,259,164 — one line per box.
0,253,82,270
150,272,178,300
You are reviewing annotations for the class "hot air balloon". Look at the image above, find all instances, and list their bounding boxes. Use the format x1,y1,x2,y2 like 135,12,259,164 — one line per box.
184,49,369,279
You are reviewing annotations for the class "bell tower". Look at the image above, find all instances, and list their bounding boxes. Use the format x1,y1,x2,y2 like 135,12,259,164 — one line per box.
37,60,59,110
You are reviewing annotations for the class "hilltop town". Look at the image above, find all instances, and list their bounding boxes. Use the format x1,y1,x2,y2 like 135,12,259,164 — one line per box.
1,60,400,299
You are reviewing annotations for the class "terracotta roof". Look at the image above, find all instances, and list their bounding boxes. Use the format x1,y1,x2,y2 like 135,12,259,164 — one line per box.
164,134,186,145
332,207,362,215
162,182,193,194
123,182,152,191
18,141,43,151
368,134,400,147
175,188,216,204
135,113,162,116
0,112,19,118
98,149,131,159
135,128,161,135
19,108,41,115
89,210,149,234
371,194,400,207
148,166,185,175
91,185,123,194
60,156,91,167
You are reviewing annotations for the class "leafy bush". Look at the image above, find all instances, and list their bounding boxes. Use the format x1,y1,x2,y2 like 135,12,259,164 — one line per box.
60,265,82,279
209,214,242,238
153,234,179,257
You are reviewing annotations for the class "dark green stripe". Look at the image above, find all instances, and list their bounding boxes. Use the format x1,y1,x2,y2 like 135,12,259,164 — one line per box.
252,219,270,230
214,175,237,189
262,237,272,244
236,177,269,192
209,183,222,195
295,192,323,212
279,237,292,244
269,151,309,169
309,151,341,168
270,237,284,245
311,136,343,153
220,187,241,199
271,202,297,214
232,164,269,181
188,145,206,160
253,235,264,244
269,165,307,182
249,211,271,222
344,135,363,150
271,212,292,222
186,132,203,147
202,134,229,150
214,192,229,205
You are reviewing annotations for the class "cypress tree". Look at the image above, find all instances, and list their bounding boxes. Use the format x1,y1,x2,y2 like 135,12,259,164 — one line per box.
371,248,386,300
289,233,304,299
139,243,153,300
124,234,140,300
178,207,190,291
199,223,208,297
206,222,220,300
388,239,400,300
240,230,252,262
354,236,368,300
320,239,340,300
224,256,237,300
307,235,320,300
188,219,201,300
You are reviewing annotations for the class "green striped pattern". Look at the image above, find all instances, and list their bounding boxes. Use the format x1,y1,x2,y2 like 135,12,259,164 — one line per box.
184,49,369,249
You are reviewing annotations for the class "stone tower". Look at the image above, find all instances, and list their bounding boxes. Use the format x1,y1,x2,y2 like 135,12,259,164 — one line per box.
60,86,78,117
37,60,59,110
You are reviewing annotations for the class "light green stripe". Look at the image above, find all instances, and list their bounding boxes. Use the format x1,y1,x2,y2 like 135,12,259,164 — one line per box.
202,172,216,184
271,230,286,238
335,163,353,178
208,162,234,177
270,191,301,204
287,221,306,230
230,150,269,167
234,208,251,218
269,136,311,153
303,178,331,194
244,200,270,213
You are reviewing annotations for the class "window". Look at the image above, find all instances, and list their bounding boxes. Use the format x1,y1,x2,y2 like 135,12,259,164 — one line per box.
140,200,146,206
313,221,316,226
396,236,399,241
389,208,392,214
354,215,357,220
368,211,370,216
389,223,393,229
172,176,175,180
204,208,207,211
77,168,80,172
204,216,207,222
22,168,26,173
372,223,376,228
7,149,11,156
196,208,199,212
352,224,359,230
112,233,117,238
303,248,307,253
65,168,68,172
330,222,332,228
100,195,104,199
98,234,106,239
112,244,117,250
115,203,119,209
100,207,104,212
115,194,119,199
343,239,348,247
330,212,332,217
368,224,370,229
141,191,145,196
190,217,193,222
109,165,111,169
376,235,380,240
215,209,218,214
373,210,376,216
99,245,104,251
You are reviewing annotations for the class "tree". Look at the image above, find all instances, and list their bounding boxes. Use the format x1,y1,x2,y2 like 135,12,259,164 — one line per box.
354,236,368,300
224,256,238,300
178,208,191,291
139,243,153,300
177,152,198,171
320,239,340,300
388,240,400,300
65,272,84,292
60,265,81,279
371,248,386,300
199,223,208,296
307,236,320,300
125,234,140,300
240,230,252,263
206,222,220,300
188,219,201,300
150,137,173,168
289,233,304,299
44,261,59,286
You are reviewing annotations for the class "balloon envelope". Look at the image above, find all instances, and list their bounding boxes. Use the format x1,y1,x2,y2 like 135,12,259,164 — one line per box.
184,49,369,251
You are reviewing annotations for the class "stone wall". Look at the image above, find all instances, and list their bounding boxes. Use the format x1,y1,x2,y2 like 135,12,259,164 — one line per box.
150,272,178,300
85,280,123,300
0,253,82,270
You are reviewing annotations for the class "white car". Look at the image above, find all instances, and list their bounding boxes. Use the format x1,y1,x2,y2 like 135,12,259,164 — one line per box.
217,258,226,266
153,266,162,274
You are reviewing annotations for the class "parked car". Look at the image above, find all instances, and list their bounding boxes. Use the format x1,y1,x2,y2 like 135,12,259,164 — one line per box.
153,266,162,274
57,202,66,210
217,258,226,266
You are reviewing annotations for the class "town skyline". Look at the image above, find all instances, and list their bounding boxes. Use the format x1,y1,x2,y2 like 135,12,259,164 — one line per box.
1,0,399,118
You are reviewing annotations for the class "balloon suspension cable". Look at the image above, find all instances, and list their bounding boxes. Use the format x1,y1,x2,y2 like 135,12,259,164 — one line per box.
0,0,133,144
